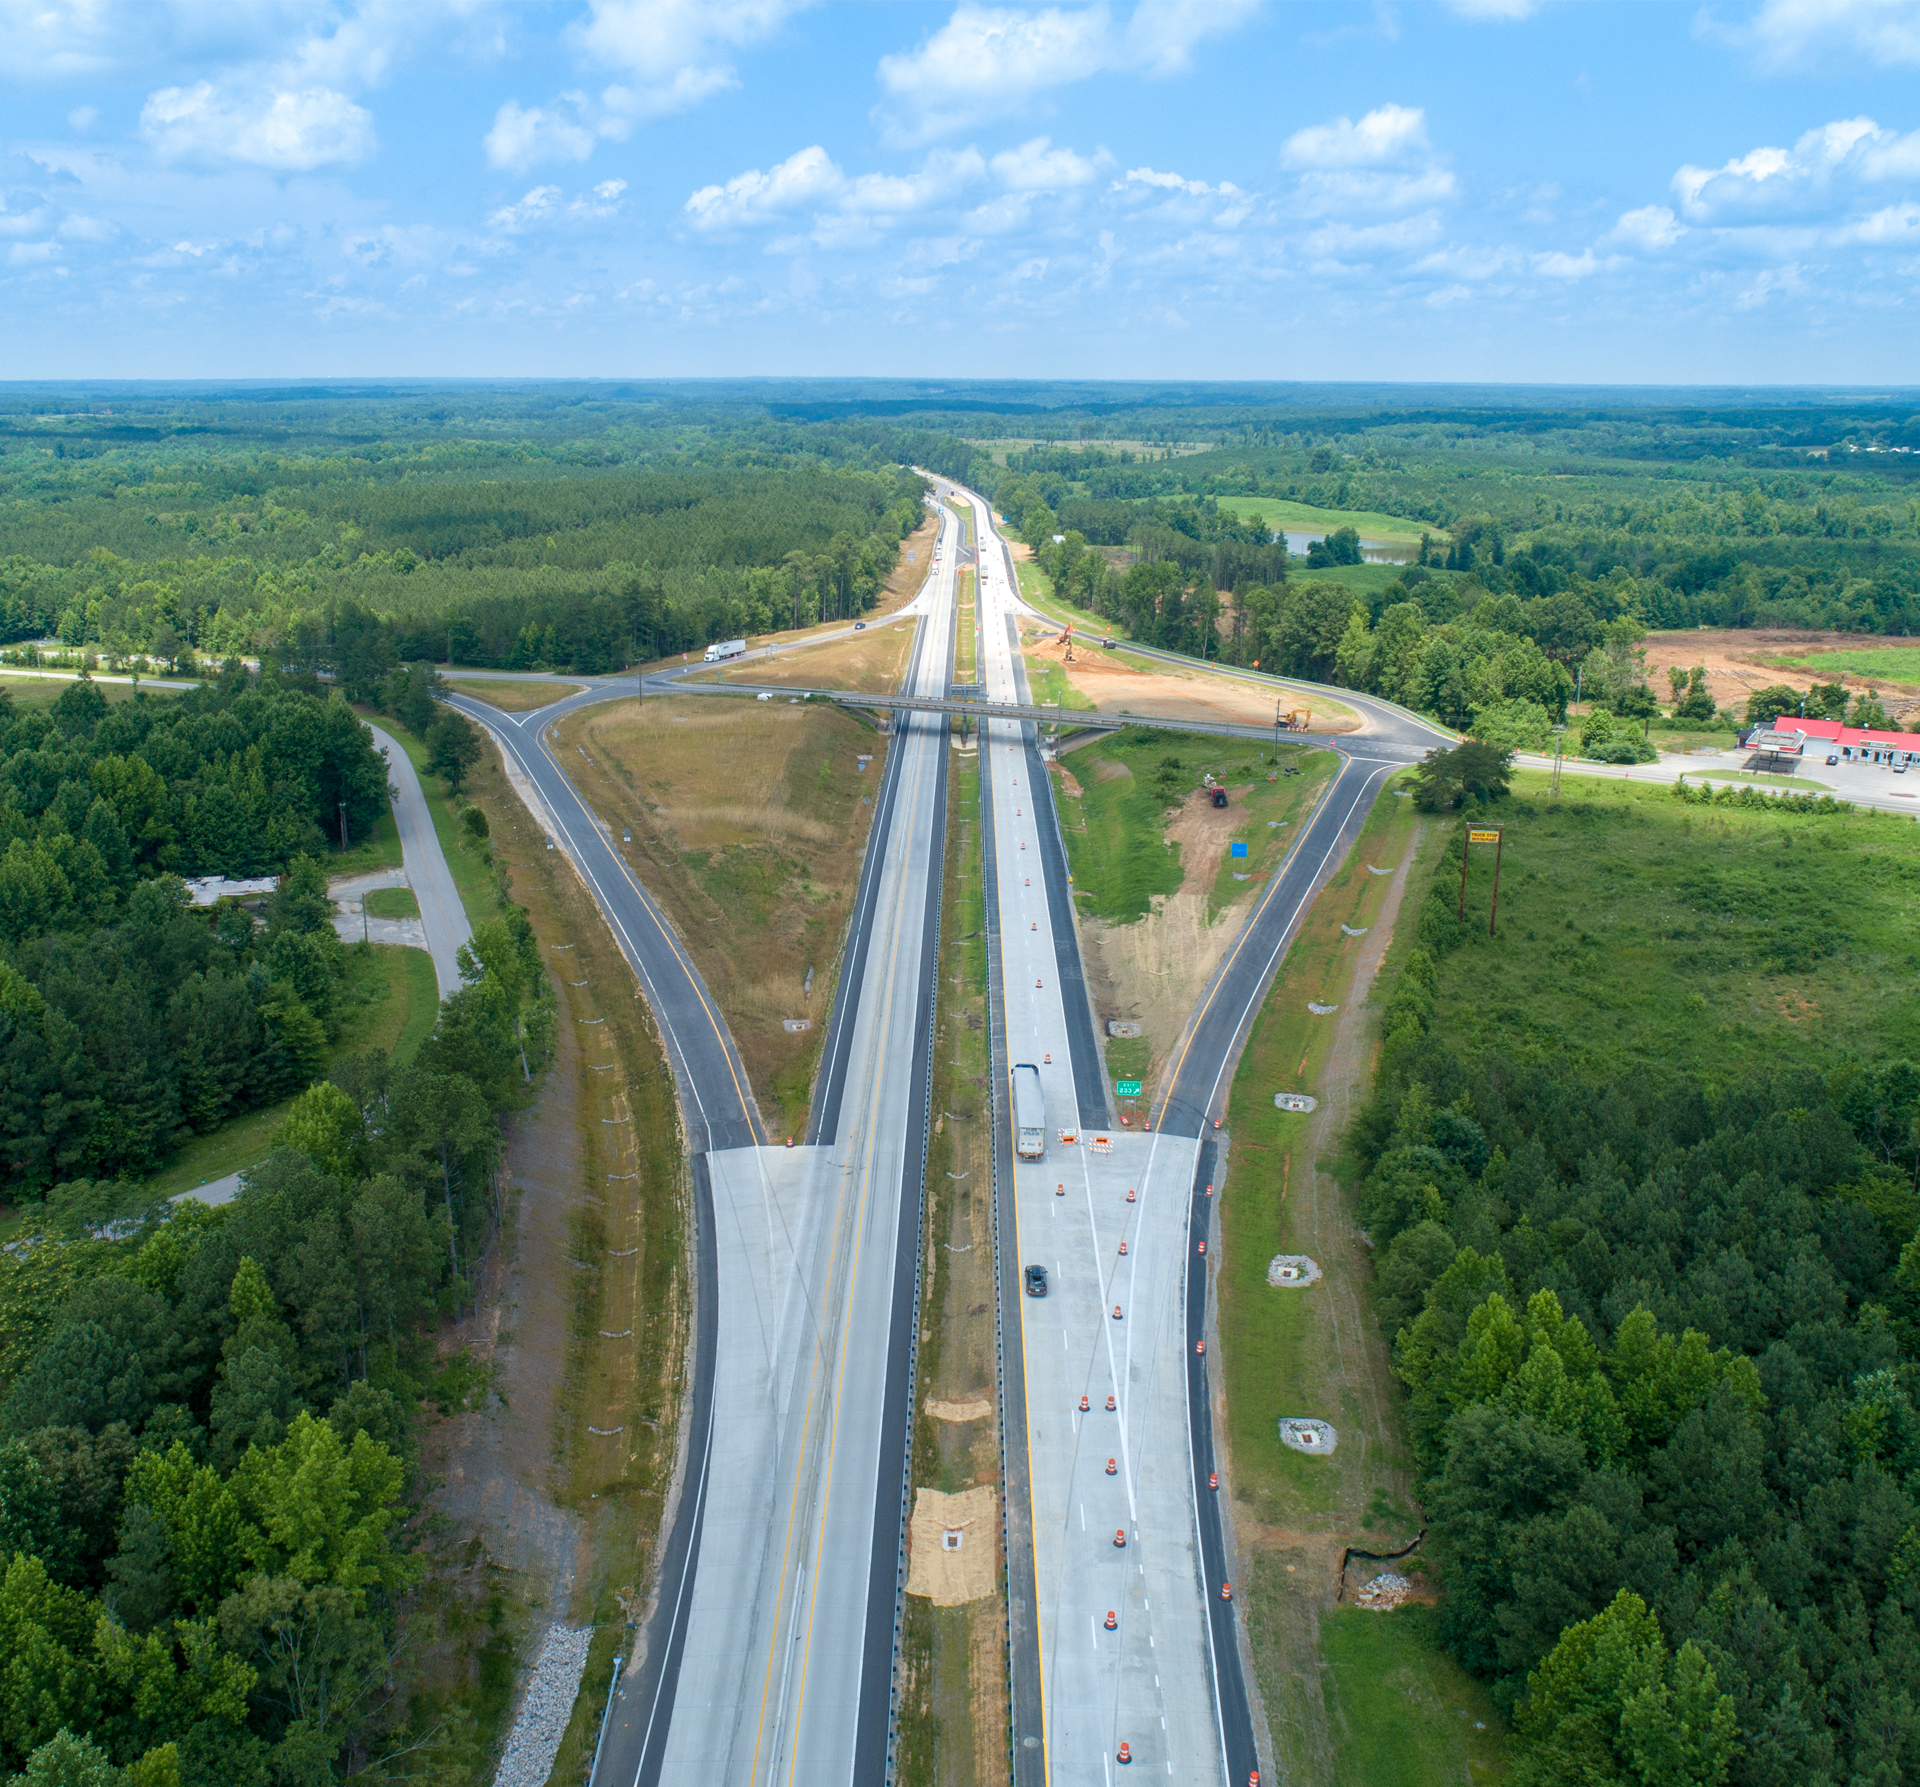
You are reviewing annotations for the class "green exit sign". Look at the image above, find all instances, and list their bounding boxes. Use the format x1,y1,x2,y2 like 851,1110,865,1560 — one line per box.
1116,1080,1142,1097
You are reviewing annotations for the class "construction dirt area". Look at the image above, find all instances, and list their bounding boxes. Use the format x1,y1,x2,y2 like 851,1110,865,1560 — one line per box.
1019,626,1361,733
1643,627,1920,722
554,694,889,1134
1056,737,1337,1114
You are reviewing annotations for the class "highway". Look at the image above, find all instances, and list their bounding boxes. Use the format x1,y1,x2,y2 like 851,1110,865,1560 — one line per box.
461,501,962,1787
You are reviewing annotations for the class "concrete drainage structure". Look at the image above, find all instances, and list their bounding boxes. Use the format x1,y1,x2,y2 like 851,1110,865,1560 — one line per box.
1273,1093,1317,1113
1279,1418,1337,1455
1267,1255,1322,1288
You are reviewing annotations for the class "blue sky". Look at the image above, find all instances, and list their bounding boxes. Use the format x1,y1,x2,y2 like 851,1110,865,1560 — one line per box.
2,0,1918,382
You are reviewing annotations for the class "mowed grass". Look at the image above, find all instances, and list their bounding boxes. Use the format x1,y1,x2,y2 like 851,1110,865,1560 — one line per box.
1210,494,1437,543
151,943,439,1196
0,673,190,708
364,885,420,918
445,676,575,711
558,696,890,1132
1316,1605,1509,1786
1219,784,1511,1781
1055,728,1327,923
1430,769,1920,1079
1775,645,1920,686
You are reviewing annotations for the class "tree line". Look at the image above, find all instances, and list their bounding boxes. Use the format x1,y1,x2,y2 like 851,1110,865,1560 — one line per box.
1358,811,1920,1785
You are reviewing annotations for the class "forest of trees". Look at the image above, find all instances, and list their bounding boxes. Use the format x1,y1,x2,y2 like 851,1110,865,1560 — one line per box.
1356,806,1920,1785
0,676,398,1190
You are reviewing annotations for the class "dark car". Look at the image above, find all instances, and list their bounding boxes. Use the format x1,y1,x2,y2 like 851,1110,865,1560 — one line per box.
854,621,866,630
1827,754,1840,765
1023,1264,1049,1297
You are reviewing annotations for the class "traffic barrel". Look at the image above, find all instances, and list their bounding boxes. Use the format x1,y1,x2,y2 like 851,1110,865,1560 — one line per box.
1198,1240,1207,1254
1213,1116,1222,1130
1208,1471,1219,1490
1221,1581,1233,1601
1106,1394,1116,1410
1117,1741,1131,1764
1079,1395,1089,1412
1114,1529,1127,1548
1196,1340,1206,1355
1106,1457,1117,1475
1105,1610,1117,1630
1126,1187,1136,1202
1056,1182,1065,1196
786,1137,793,1148
1118,1240,1128,1255
1112,1305,1123,1320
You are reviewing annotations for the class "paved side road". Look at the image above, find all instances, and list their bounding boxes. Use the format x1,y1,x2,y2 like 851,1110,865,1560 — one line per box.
364,720,473,999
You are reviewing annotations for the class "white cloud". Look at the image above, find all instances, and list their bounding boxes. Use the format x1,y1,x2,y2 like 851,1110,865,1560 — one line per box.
1534,247,1612,278
1674,115,1920,221
685,145,847,230
141,82,376,170
1722,0,1920,71
1841,200,1920,243
1413,243,1522,279
875,0,1259,143
485,98,598,170
490,0,805,168
1282,103,1428,170
0,205,49,238
1607,204,1683,250
1304,213,1444,256
685,144,985,233
991,136,1099,190
1291,167,1457,217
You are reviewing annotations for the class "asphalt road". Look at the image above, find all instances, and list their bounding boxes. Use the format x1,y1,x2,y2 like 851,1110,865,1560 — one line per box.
363,720,472,999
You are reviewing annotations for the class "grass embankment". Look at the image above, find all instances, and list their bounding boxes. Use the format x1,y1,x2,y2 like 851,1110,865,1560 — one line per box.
955,568,976,682
1053,730,1334,1112
1017,637,1098,713
897,737,1004,1786
144,943,440,1199
696,622,914,695
558,696,891,1133
1057,731,1329,925
396,726,688,1782
1210,494,1436,545
1218,780,1508,1781
446,676,575,711
1290,563,1428,597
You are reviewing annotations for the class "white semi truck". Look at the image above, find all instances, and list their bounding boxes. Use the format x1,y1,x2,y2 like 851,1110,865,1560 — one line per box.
703,638,747,663
1011,1063,1046,1159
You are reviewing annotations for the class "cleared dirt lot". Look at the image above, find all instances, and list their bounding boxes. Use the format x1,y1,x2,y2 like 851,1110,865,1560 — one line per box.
555,695,890,1132
1021,628,1360,732
1643,627,1920,721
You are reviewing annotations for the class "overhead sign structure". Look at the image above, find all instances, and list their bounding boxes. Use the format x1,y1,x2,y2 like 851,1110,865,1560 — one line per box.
1457,823,1507,936
1116,1080,1143,1097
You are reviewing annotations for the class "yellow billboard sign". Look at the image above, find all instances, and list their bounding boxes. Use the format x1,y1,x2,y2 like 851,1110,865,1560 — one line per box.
1468,829,1501,843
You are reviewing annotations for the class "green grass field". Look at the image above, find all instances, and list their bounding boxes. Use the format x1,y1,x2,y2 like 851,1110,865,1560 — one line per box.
1211,494,1438,543
1054,729,1331,923
0,673,190,709
1775,645,1920,685
1291,563,1432,596
1430,768,1920,1080
364,885,421,918
1314,1604,1509,1786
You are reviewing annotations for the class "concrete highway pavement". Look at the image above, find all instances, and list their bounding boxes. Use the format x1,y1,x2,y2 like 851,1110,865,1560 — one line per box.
962,481,1232,1786
479,501,958,1787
